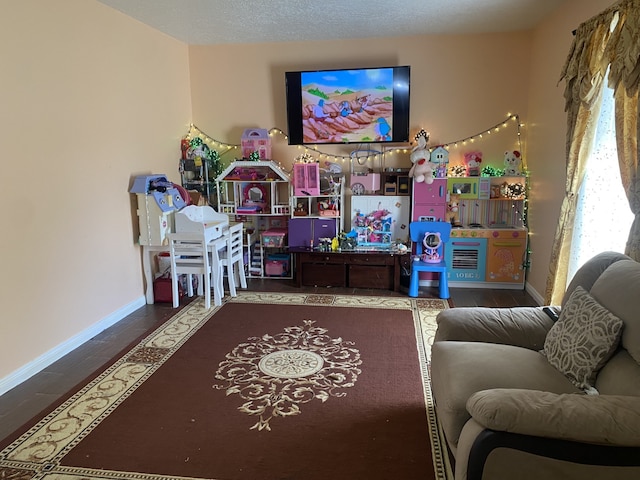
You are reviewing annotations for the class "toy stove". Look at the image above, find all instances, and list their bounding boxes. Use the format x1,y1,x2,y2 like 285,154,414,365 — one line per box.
447,227,527,286
451,222,485,230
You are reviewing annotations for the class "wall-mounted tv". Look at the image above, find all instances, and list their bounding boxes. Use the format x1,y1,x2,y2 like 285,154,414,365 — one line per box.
285,65,410,145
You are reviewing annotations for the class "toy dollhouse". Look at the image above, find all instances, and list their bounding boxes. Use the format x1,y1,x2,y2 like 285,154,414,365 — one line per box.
216,160,291,278
241,129,271,160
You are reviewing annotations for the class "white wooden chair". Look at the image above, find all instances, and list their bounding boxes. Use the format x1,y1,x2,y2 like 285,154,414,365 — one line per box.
219,222,247,296
168,232,213,309
208,235,227,306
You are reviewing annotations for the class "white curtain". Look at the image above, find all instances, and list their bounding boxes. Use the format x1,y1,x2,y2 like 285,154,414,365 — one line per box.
567,78,634,283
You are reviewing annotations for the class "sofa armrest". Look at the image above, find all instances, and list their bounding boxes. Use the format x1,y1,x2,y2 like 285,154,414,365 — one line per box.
467,389,640,447
459,419,640,480
434,307,556,350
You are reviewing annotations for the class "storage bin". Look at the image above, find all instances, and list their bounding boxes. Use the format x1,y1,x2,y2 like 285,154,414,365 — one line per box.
157,252,171,274
261,229,287,247
267,253,290,269
265,261,287,276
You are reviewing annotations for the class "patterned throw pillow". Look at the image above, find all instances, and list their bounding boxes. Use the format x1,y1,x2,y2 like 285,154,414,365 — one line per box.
543,286,623,391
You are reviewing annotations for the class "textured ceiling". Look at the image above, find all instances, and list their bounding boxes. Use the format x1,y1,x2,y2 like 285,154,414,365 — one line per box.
96,0,568,45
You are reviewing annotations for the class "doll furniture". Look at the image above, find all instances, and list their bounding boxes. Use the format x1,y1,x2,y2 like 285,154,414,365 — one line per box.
408,221,452,299
175,205,229,244
219,222,247,297
216,160,291,279
138,204,228,304
168,232,216,309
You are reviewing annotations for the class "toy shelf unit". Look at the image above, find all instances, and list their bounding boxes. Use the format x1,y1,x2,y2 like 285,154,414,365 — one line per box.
240,216,291,279
412,178,448,222
179,158,214,206
290,164,345,234
260,227,291,279
216,161,292,279
381,168,411,196
447,175,528,229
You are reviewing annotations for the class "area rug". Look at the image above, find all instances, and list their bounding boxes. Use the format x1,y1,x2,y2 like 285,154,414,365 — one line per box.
0,292,453,480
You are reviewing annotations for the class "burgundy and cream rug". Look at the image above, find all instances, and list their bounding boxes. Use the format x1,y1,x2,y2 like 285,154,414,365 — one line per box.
0,293,452,480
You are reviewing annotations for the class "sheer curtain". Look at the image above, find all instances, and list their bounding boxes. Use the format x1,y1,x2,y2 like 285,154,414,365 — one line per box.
567,79,635,282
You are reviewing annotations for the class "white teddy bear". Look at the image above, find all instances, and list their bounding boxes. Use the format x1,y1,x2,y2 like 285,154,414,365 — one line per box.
504,150,523,176
409,135,436,184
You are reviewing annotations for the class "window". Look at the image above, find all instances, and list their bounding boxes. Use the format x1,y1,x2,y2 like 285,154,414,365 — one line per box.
567,79,634,283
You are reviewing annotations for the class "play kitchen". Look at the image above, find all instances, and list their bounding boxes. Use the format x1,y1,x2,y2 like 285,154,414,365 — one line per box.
412,175,528,288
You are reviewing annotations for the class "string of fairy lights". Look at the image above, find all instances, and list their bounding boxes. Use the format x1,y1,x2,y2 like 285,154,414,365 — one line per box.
184,114,529,231
184,113,524,165
184,114,530,265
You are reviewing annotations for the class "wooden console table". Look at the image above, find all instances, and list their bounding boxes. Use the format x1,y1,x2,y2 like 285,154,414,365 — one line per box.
291,248,407,292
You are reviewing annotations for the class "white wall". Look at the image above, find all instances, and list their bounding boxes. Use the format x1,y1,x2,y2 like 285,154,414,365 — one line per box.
0,0,192,388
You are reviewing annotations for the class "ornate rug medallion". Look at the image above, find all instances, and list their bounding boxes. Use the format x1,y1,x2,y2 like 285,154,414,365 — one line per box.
213,319,361,431
258,349,325,378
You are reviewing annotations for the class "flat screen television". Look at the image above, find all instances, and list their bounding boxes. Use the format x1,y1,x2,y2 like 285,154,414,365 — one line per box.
285,65,410,145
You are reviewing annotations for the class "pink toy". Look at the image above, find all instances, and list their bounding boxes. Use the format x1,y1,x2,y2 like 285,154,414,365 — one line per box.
463,151,483,176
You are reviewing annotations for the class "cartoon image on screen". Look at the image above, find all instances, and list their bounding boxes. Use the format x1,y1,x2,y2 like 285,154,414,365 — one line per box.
300,68,394,144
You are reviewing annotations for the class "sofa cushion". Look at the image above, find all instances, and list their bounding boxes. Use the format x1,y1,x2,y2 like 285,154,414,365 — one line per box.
596,350,640,396
431,341,580,451
590,259,640,365
434,306,554,350
544,286,623,391
562,251,631,309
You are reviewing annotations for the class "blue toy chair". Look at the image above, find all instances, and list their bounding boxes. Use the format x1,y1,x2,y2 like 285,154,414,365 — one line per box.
409,221,452,299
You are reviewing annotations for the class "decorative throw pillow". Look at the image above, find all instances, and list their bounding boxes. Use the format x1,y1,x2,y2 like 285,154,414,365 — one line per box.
543,286,623,391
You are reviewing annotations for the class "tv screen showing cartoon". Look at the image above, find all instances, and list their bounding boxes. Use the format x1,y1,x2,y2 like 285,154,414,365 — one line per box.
285,66,410,145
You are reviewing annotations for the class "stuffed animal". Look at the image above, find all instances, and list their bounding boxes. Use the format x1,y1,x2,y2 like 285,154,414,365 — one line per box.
409,135,436,184
504,150,523,176
463,151,483,176
446,193,461,225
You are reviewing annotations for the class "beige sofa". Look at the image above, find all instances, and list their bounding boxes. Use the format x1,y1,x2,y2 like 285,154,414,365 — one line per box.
431,251,640,480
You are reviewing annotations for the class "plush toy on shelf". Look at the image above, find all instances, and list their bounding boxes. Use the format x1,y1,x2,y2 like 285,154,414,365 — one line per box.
446,193,461,226
409,131,436,184
504,150,524,176
463,151,483,176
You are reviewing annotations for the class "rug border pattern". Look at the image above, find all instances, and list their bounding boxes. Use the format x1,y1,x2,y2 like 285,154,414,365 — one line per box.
1,292,451,480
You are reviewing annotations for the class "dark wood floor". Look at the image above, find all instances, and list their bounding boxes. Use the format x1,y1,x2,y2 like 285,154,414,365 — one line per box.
0,279,537,443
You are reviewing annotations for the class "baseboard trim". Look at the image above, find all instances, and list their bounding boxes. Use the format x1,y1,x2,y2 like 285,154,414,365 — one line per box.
0,296,146,396
525,282,544,306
